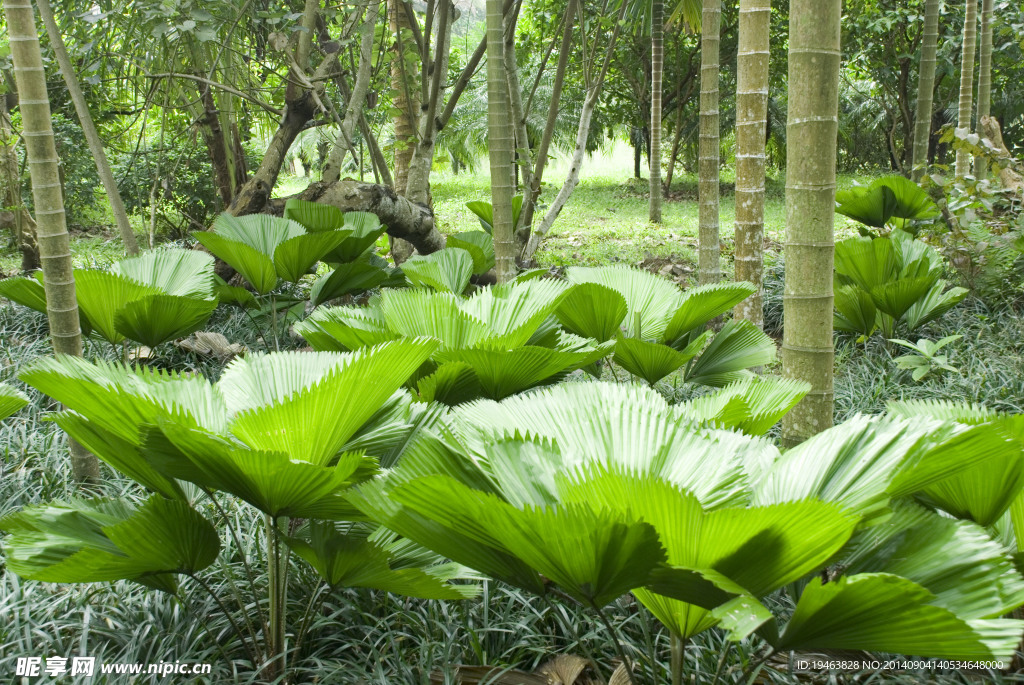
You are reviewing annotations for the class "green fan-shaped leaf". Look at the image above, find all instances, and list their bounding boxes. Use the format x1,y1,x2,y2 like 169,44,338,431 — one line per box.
462,280,571,348
217,350,354,415
294,306,397,351
378,289,490,348
114,295,217,348
310,260,390,305
870,276,938,321
663,282,757,344
613,333,707,385
447,231,495,275
392,475,666,607
778,574,1024,660
284,198,345,231
227,340,437,464
211,212,305,254
834,236,897,290
0,383,29,420
213,275,259,309
435,340,613,400
285,521,478,598
902,282,968,331
416,362,484,405
886,399,1000,424
833,284,877,335
329,212,387,263
111,248,216,299
2,496,219,590
272,231,350,283
194,231,278,294
685,319,776,387
566,265,682,341
402,247,474,294
555,283,627,342
158,422,369,519
679,376,810,436
0,275,48,312
74,269,163,344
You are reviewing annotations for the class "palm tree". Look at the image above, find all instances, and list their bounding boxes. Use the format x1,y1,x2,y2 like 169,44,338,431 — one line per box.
911,0,943,182
698,0,721,285
733,0,771,327
955,0,979,179
649,0,665,222
3,0,97,481
781,0,842,446
486,0,517,281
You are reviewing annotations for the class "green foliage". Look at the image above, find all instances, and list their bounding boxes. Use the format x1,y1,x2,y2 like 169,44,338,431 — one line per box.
465,195,523,234
0,248,218,348
562,266,776,386
355,380,1024,659
889,335,962,381
0,383,29,420
834,229,968,340
835,175,940,235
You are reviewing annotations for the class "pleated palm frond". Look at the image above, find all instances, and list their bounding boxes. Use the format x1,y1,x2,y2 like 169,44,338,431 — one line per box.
835,175,940,230
309,255,393,306
194,213,350,292
0,383,29,421
283,200,389,263
683,319,777,387
447,231,495,275
401,247,475,294
887,398,1002,424
565,265,682,340
293,306,396,351
0,496,219,593
0,250,218,348
678,376,810,435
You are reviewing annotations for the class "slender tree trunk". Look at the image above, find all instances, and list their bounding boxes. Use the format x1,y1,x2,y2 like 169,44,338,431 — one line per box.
781,0,841,447
486,0,516,281
733,0,770,327
505,7,535,202
36,0,139,256
323,0,381,185
522,0,627,262
911,0,942,182
0,93,39,270
5,0,98,481
406,0,453,204
388,0,419,262
955,0,978,179
974,0,993,177
649,0,664,223
698,0,722,285
518,0,576,245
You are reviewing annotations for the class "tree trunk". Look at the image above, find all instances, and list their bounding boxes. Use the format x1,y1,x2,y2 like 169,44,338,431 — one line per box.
974,0,993,177
406,0,454,205
322,0,381,185
781,0,841,447
36,0,139,256
5,0,98,481
733,0,770,328
505,7,535,204
518,0,576,245
649,0,664,223
486,0,516,282
267,179,444,254
698,0,722,286
0,94,39,270
387,0,420,262
955,0,978,179
911,0,942,182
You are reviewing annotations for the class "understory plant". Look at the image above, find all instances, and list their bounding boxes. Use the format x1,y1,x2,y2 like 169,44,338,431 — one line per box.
834,228,968,340
1,345,478,681
0,248,219,351
889,335,962,381
560,266,776,386
835,174,941,237
354,381,1024,685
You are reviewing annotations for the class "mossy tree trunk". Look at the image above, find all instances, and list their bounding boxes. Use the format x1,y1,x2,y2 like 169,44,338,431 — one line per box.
733,0,770,326
486,0,516,282
0,93,39,270
698,0,721,286
955,0,978,179
911,0,942,182
649,0,664,223
781,0,841,446
5,0,98,480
